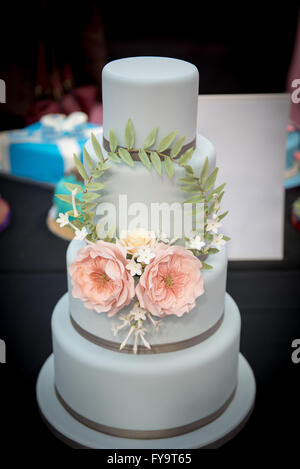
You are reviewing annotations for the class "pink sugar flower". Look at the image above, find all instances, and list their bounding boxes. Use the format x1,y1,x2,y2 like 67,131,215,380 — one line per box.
136,243,204,318
69,241,135,316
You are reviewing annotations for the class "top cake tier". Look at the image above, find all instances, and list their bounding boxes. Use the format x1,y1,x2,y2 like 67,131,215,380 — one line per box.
102,56,199,149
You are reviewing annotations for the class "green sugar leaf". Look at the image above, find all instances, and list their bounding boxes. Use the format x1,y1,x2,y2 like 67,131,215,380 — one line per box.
118,148,134,167
204,232,213,242
183,194,205,204
82,192,100,202
66,210,80,218
177,147,194,166
73,154,88,180
143,127,158,149
207,183,226,202
218,191,225,203
179,176,198,183
56,194,72,204
125,118,135,149
164,156,174,179
202,262,213,270
138,149,152,170
199,157,209,184
91,133,104,162
86,182,104,191
170,136,185,158
184,165,194,176
108,152,121,163
206,247,220,255
82,202,97,212
204,167,219,192
64,182,83,193
56,194,82,205
157,130,178,152
212,182,226,195
150,151,162,175
83,146,94,170
109,129,118,152
71,219,85,230
218,211,229,221
97,162,109,171
91,168,104,178
222,235,231,241
207,202,216,215
180,185,201,193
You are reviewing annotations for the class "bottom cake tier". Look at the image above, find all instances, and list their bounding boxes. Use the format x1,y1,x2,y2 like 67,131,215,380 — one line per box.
52,293,241,439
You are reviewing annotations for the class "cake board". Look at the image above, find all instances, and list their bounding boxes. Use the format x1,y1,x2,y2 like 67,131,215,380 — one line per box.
36,353,255,449
46,206,75,241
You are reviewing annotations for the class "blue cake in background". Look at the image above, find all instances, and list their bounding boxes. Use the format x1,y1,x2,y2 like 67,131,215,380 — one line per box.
285,124,300,189
0,112,100,185
47,171,84,240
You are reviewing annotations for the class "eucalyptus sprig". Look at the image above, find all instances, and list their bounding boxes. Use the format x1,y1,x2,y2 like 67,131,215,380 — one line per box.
106,118,195,179
181,157,230,269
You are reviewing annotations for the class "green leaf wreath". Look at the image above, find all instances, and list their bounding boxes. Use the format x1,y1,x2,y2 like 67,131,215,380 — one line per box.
56,119,230,269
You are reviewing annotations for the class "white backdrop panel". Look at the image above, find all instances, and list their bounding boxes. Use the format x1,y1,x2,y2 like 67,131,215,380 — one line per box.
197,94,290,260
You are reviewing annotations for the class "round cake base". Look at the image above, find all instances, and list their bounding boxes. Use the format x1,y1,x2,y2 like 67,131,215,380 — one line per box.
36,353,255,449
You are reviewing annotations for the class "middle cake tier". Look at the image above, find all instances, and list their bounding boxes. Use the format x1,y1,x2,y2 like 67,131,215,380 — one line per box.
67,239,227,349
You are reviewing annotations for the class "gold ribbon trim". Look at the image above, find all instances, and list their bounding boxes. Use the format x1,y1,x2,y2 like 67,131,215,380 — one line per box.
55,386,236,440
70,312,224,354
102,136,196,161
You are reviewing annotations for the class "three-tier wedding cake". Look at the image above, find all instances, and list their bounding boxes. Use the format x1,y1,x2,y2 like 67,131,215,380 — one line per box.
37,56,255,449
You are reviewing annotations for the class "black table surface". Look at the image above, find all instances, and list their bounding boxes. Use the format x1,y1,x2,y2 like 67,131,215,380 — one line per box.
1,173,300,452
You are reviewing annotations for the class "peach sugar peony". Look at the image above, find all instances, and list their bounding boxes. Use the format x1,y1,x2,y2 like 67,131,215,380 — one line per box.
136,243,204,318
69,241,135,316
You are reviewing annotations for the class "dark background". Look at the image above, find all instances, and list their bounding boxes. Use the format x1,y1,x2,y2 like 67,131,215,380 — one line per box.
0,1,300,453
1,3,299,129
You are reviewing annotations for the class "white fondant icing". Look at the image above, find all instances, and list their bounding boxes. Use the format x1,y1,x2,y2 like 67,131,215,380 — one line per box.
53,293,240,432
67,239,227,346
37,353,255,449
102,57,199,148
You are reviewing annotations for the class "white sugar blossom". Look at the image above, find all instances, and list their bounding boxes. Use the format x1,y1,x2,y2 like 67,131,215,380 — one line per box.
211,234,226,250
131,303,147,321
74,226,89,241
206,214,222,234
137,246,155,264
126,258,142,276
187,235,205,251
56,212,69,227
